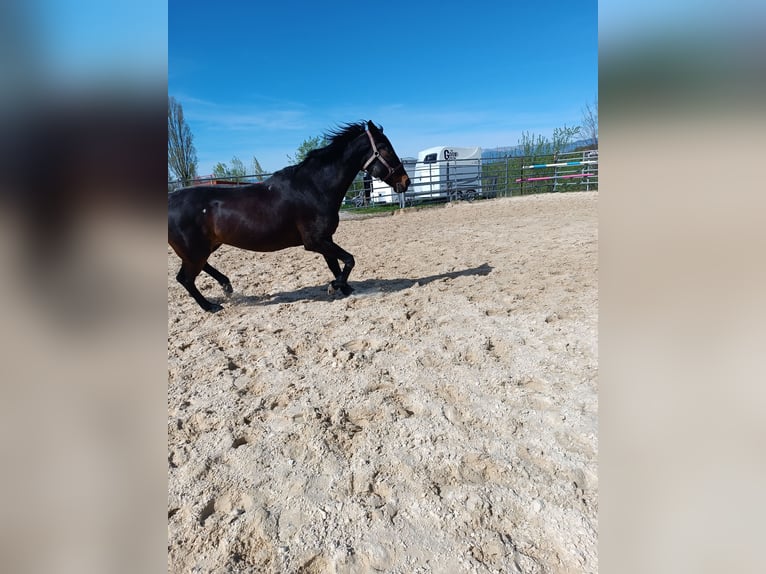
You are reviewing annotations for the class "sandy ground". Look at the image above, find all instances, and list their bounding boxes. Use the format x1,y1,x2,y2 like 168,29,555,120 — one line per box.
167,192,598,573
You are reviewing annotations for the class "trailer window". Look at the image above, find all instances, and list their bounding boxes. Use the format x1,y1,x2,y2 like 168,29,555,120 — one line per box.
423,153,437,164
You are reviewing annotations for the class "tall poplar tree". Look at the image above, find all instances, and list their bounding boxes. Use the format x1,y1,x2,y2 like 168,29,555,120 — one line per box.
168,96,198,185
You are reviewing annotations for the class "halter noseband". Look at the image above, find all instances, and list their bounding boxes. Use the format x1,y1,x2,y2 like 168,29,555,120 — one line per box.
361,129,402,180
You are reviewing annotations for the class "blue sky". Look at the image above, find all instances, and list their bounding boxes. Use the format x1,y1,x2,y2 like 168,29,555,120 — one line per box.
169,0,597,176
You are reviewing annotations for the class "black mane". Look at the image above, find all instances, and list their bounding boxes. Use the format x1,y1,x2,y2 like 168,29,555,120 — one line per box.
324,121,368,148
301,121,374,165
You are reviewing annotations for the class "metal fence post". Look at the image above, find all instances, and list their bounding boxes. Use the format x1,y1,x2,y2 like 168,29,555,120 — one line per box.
505,157,509,197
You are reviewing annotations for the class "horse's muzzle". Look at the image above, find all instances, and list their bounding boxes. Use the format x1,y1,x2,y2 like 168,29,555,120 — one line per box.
394,175,410,193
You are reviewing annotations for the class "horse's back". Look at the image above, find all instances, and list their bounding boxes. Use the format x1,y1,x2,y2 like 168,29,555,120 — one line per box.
168,184,266,228
168,183,304,253
169,183,265,210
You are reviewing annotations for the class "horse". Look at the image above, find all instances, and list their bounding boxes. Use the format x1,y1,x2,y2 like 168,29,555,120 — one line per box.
168,120,411,312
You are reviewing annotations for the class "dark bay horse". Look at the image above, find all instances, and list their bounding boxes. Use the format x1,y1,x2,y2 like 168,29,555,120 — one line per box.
168,121,410,312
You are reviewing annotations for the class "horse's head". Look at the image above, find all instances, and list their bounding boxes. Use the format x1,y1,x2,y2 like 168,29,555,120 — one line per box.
361,120,410,193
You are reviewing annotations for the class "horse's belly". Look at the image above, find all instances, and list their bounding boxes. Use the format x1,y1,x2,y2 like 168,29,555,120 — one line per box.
222,225,302,252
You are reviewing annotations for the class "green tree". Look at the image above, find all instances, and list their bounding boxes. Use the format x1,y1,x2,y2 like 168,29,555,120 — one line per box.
288,135,328,164
211,162,229,179
212,156,247,182
518,131,550,158
212,155,267,182
251,156,267,181
551,124,582,155
168,96,198,185
229,157,246,180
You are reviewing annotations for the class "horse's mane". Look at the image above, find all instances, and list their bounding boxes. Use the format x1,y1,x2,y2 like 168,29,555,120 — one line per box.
302,121,372,164
270,122,380,179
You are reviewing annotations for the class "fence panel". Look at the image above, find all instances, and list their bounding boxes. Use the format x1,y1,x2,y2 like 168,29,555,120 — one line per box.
168,149,598,209
481,149,598,198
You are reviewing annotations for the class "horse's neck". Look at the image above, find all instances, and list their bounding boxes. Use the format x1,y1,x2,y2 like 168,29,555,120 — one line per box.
308,135,368,202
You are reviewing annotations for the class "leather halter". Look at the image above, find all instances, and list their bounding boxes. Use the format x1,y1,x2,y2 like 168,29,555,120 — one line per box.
361,129,402,180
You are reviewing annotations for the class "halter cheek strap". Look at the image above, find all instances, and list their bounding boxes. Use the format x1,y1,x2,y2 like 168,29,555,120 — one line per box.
361,129,401,177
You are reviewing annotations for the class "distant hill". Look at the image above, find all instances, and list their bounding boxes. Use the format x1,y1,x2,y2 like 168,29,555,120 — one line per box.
482,138,597,159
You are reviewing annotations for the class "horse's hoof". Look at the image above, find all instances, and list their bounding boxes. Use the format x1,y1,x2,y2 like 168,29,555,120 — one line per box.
206,302,224,313
329,282,353,296
223,283,233,296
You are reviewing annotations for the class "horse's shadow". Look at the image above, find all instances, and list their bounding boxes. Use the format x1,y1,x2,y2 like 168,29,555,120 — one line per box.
230,263,493,307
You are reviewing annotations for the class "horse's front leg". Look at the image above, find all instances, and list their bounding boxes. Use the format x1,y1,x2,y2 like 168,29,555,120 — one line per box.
323,255,343,284
307,239,355,296
324,256,354,295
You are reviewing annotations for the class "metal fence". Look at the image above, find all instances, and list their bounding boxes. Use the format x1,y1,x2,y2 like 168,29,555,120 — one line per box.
342,148,598,209
168,148,598,210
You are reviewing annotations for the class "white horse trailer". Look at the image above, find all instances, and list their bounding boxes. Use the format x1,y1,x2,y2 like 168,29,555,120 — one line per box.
370,157,417,204
411,146,482,201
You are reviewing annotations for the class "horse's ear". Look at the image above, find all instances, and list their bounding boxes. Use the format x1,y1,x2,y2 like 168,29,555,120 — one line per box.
367,120,382,134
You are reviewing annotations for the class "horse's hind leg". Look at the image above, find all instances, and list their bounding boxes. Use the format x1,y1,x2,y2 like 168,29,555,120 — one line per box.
176,262,223,313
203,263,233,296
